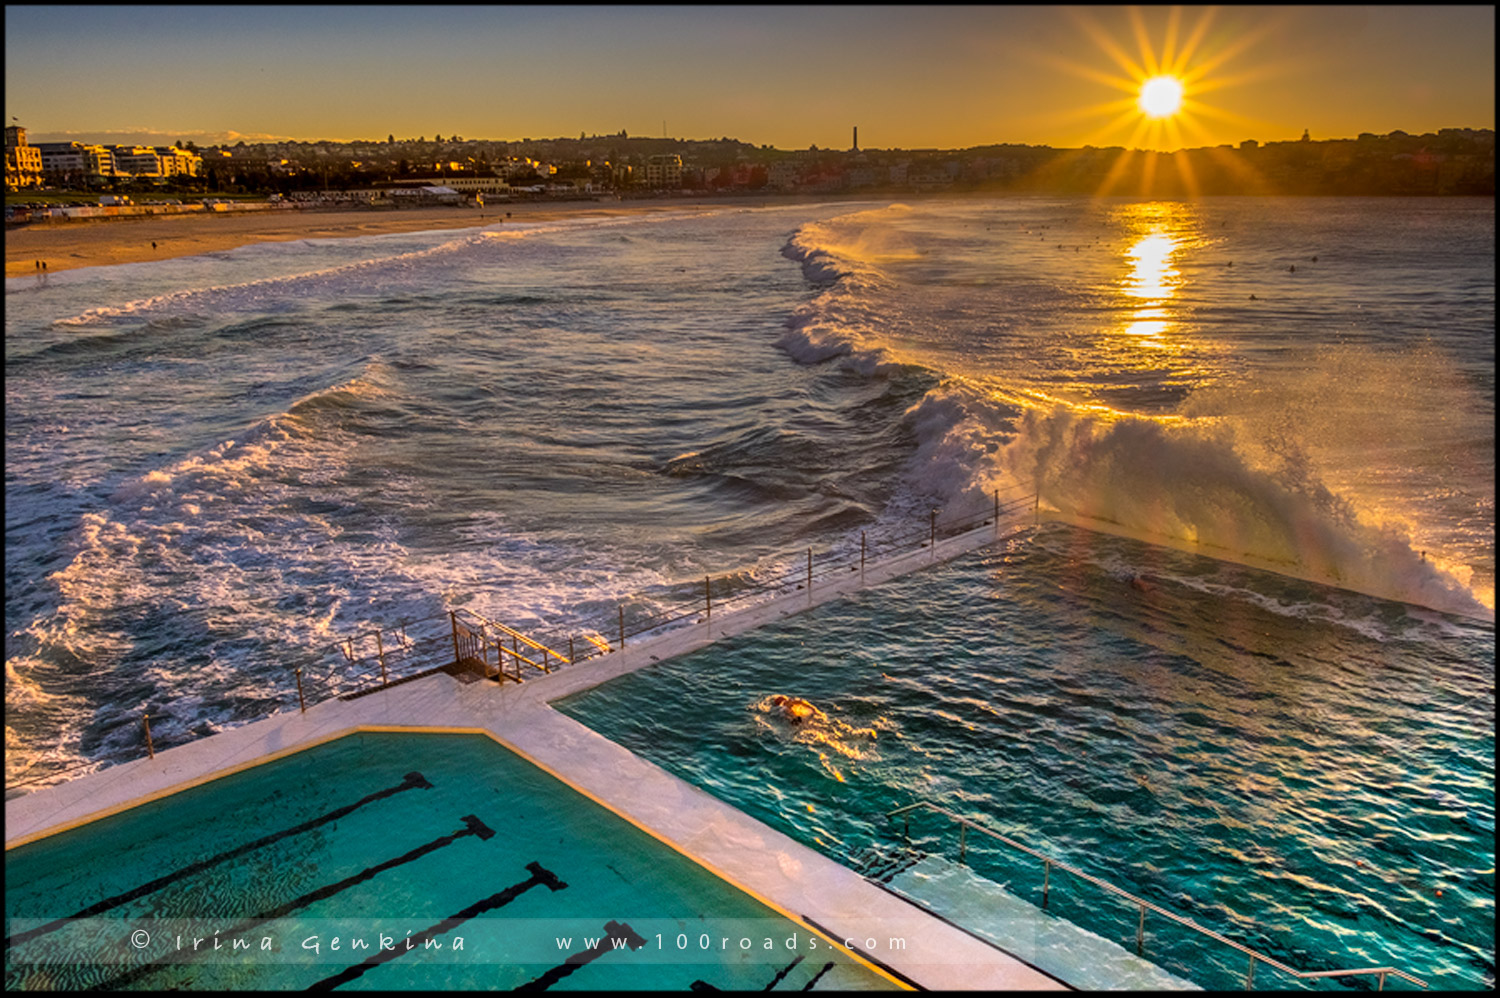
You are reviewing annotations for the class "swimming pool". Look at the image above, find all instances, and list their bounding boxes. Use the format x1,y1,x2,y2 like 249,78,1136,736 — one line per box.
4,731,899,991
556,525,1496,990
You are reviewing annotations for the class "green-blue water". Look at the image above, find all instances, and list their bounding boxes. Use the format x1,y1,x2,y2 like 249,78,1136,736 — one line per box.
557,525,1496,990
3,732,896,991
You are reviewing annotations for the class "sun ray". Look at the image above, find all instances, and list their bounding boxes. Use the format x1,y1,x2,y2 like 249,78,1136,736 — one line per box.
1067,8,1146,82
1128,8,1161,79
1179,99,1276,138
1043,97,1149,130
1179,17,1285,82
1173,7,1216,74
1096,148,1142,197
1160,5,1183,78
1171,141,1200,197
1034,52,1144,93
1202,143,1278,194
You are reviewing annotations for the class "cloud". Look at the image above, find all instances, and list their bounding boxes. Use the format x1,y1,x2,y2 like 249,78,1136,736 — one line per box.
25,128,296,147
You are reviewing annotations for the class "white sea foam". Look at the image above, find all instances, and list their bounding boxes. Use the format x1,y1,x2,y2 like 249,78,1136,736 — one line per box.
889,385,1493,620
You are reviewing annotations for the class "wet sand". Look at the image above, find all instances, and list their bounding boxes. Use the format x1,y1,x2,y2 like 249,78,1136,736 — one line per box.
4,195,821,278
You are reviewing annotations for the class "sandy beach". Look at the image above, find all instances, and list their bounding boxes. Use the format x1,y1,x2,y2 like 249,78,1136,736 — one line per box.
4,195,821,278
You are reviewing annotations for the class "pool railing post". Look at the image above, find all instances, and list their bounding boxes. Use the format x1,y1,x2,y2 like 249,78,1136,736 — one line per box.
1246,954,1255,989
959,822,967,863
295,667,306,712
861,531,866,584
705,575,711,623
142,712,154,759
1043,859,1051,907
376,629,388,686
807,548,812,603
930,509,936,560
619,606,625,650
450,611,461,666
569,635,575,663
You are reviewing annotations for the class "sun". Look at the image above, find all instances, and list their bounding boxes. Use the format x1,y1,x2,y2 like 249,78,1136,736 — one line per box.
1138,75,1184,118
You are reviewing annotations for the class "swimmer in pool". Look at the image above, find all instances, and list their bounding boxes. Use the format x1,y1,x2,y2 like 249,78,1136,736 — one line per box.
767,694,820,722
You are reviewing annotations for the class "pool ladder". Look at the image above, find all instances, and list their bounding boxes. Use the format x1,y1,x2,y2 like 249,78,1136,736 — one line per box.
885,800,1429,991
449,608,569,683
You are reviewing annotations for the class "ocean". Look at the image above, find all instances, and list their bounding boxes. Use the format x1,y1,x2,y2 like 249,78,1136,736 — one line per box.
5,195,1493,982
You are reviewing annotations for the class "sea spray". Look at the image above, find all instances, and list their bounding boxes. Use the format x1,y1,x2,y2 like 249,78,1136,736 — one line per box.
990,405,1489,618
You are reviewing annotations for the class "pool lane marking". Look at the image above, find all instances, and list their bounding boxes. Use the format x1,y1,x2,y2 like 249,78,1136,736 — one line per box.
89,814,496,992
352,727,917,991
437,726,916,992
765,953,805,989
517,918,647,991
797,915,922,992
6,728,458,851
3,770,433,951
308,860,568,990
802,960,835,989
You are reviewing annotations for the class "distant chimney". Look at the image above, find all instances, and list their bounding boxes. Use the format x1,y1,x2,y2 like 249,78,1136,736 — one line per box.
852,126,858,152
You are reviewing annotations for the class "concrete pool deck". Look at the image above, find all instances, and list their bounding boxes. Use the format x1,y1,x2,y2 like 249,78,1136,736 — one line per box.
7,515,1069,990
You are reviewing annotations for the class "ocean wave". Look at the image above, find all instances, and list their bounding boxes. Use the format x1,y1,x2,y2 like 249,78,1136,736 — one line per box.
780,203,918,284
883,379,1492,619
44,210,713,328
48,227,523,327
9,370,400,766
770,208,1493,620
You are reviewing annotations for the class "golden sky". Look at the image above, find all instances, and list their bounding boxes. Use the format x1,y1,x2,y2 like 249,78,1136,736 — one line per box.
6,6,1494,150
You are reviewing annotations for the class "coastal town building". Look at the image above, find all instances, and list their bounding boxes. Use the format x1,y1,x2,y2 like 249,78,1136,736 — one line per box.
106,145,202,179
414,175,513,196
5,125,45,190
36,142,119,182
645,153,682,189
767,160,801,190
155,146,203,178
4,122,1493,200
109,146,166,177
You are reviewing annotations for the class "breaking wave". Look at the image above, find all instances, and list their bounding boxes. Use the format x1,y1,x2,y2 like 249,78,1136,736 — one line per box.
778,206,1495,621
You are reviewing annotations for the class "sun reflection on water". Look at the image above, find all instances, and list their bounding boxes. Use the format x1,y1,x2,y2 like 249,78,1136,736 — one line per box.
1116,204,1188,352
1125,233,1179,301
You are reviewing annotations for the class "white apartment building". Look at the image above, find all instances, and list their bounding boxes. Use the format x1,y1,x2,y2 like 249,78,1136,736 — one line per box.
36,142,118,180
410,175,512,195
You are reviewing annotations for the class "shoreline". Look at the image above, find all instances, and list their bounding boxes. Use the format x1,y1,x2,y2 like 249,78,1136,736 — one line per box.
4,195,838,278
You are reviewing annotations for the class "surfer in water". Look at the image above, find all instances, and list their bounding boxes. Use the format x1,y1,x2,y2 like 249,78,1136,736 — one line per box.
766,694,820,723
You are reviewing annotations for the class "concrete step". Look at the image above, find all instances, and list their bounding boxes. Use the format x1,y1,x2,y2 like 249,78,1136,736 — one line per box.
880,852,1199,990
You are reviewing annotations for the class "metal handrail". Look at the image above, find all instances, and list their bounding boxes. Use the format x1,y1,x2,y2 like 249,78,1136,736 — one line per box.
886,801,1428,991
8,490,1037,793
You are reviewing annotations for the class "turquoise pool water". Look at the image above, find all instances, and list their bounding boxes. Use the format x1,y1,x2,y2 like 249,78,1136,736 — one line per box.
4,732,897,991
556,524,1496,991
